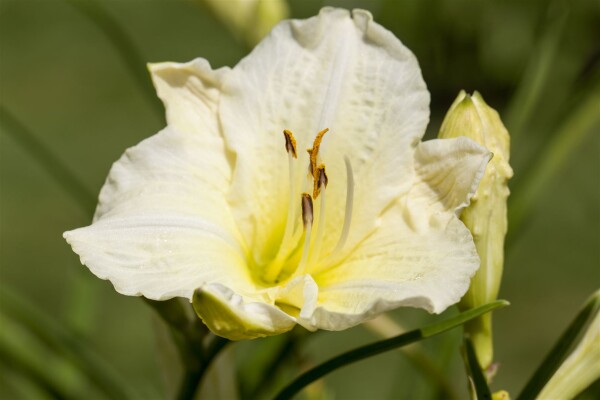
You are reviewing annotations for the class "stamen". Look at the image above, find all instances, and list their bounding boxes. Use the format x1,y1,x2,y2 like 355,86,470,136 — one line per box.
279,129,301,251
333,157,354,253
301,193,313,229
296,193,314,275
282,129,298,158
262,130,299,283
307,128,329,178
309,165,328,267
313,164,328,199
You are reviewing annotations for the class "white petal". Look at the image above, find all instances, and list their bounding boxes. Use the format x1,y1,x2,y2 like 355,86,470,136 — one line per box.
408,137,492,219
219,8,430,258
306,138,490,330
149,59,230,136
193,283,296,340
310,206,480,331
65,126,251,300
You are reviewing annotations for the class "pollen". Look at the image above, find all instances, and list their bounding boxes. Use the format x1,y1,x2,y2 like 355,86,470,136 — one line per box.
282,129,298,158
307,128,329,178
313,164,328,199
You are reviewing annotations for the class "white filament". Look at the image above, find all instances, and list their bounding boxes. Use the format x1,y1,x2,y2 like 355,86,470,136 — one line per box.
263,153,298,283
295,221,313,276
333,156,355,253
308,184,327,268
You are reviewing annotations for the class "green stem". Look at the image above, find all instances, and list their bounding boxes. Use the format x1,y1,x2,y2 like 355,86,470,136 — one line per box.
508,89,600,238
176,335,229,400
65,0,163,119
274,300,509,400
517,290,600,400
247,329,309,399
0,106,96,215
365,315,460,400
463,338,491,400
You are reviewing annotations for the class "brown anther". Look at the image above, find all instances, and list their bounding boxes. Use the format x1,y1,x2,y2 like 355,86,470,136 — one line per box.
282,130,298,158
313,164,328,199
301,193,314,229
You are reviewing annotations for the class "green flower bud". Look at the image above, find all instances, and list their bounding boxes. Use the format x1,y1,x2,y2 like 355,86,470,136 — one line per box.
201,0,289,47
539,305,600,399
438,91,513,369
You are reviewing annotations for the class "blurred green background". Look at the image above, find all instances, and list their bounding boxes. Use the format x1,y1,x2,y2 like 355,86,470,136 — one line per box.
1,0,599,398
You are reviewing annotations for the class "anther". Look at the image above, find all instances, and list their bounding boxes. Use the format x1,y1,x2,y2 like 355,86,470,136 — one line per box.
307,128,329,178
313,164,328,199
282,130,298,158
301,193,313,229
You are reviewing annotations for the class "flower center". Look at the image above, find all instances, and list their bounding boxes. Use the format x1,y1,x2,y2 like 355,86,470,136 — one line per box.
261,129,354,284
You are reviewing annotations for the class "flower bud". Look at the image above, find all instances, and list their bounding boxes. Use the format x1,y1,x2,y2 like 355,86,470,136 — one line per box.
539,305,600,399
438,91,513,369
201,0,289,47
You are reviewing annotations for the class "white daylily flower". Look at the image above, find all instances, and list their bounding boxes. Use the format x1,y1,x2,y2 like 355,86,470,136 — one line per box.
64,8,491,340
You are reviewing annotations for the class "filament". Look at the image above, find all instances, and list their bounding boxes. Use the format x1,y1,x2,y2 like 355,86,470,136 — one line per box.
309,189,326,267
333,156,354,253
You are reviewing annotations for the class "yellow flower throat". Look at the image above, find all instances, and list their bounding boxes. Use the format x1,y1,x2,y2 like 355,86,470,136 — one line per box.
262,129,354,284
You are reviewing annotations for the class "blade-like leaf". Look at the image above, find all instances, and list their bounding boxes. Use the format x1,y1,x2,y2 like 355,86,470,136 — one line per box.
0,285,136,399
464,338,491,400
274,300,509,400
517,290,600,400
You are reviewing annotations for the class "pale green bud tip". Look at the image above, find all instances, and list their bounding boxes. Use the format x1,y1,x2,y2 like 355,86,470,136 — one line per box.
538,308,600,399
492,390,511,400
439,91,514,369
201,0,289,47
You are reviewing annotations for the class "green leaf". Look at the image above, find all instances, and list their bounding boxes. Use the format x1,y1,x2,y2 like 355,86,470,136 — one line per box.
273,300,509,400
0,312,85,399
0,285,136,400
508,88,600,238
517,290,600,400
176,335,229,400
504,0,568,139
464,338,491,400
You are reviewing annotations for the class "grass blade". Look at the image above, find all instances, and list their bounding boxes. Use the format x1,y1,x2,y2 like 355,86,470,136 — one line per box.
517,290,600,400
507,87,600,239
0,285,136,400
273,300,509,400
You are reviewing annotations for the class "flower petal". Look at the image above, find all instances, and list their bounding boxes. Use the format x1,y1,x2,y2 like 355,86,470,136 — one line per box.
149,58,230,137
310,206,479,331
219,7,430,258
193,283,295,340
65,125,251,300
408,137,492,218
306,138,490,330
